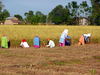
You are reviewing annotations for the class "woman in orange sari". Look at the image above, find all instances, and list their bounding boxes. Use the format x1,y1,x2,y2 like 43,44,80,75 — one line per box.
78,35,85,45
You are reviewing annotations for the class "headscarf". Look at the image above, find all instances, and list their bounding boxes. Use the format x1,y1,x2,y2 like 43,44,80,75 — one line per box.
60,29,68,38
22,39,26,42
83,33,91,37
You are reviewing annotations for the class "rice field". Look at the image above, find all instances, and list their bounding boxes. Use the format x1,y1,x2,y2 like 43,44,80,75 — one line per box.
0,25,100,75
0,25,100,47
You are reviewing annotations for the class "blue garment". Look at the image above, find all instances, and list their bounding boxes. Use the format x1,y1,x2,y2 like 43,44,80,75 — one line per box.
59,29,68,43
59,34,67,43
84,36,90,43
33,36,40,46
66,35,71,39
59,38,65,43
65,35,71,46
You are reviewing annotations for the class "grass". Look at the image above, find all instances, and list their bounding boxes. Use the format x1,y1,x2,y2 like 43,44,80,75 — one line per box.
0,25,100,47
93,56,100,62
93,56,100,60
89,69,97,75
48,59,83,66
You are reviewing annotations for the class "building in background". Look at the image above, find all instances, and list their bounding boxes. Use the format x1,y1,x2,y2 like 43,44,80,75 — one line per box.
79,17,89,25
4,17,20,25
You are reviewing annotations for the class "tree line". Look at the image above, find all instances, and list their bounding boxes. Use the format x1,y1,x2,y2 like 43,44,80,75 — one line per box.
0,0,100,25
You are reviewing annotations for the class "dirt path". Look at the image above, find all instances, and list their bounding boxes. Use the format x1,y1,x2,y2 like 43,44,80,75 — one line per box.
0,44,100,75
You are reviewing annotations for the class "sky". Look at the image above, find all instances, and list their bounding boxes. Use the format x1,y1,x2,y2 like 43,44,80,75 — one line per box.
1,0,91,16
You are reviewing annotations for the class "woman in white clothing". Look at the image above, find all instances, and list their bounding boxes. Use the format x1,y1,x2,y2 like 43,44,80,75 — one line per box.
46,39,55,48
59,29,68,47
20,39,29,48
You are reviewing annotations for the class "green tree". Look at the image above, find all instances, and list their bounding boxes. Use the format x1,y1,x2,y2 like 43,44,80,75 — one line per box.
79,1,92,17
0,1,10,24
67,1,79,18
91,0,100,25
95,14,100,25
77,1,92,25
24,10,46,24
0,1,4,12
0,1,4,23
1,9,10,23
3,9,10,18
0,12,3,23
35,11,46,23
36,11,43,16
71,1,79,17
66,1,92,25
66,1,79,24
49,5,70,25
65,5,73,25
14,14,23,21
0,9,10,23
0,11,10,24
24,10,34,24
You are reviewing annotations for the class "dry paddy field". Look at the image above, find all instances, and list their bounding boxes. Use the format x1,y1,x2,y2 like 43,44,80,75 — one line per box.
0,44,100,75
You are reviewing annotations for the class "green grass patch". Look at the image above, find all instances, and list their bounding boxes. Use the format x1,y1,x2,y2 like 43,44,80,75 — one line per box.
49,59,83,66
93,56,100,60
93,56,100,62
50,60,66,66
0,50,33,58
66,59,83,64
89,69,97,75
0,50,10,55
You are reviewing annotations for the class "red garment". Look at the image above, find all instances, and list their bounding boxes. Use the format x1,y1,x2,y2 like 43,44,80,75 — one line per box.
22,39,26,42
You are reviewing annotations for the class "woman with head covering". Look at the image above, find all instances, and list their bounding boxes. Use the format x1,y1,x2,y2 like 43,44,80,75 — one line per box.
78,35,85,45
20,39,29,48
78,33,91,45
83,33,91,44
1,35,9,48
46,38,55,48
59,29,68,47
33,36,40,48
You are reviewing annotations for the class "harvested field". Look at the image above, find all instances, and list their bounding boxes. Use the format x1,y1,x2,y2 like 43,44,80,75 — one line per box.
0,44,100,75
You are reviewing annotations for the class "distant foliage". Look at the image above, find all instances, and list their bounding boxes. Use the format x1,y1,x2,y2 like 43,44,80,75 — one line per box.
14,14,23,21
91,0,100,25
0,1,10,24
24,11,46,25
48,5,71,25
0,0,100,25
48,1,92,25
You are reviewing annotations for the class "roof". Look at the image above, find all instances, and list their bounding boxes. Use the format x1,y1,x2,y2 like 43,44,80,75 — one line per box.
6,17,18,20
11,19,19,23
6,17,19,23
